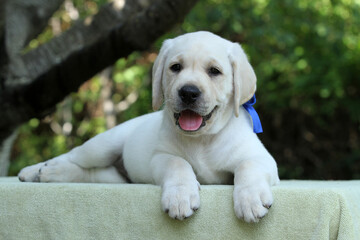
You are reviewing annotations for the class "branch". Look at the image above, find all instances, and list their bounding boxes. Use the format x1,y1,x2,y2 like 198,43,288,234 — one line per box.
1,0,64,102
4,0,64,60
0,0,198,142
0,1,6,71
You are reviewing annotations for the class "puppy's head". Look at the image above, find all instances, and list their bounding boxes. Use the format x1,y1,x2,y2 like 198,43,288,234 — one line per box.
152,31,256,136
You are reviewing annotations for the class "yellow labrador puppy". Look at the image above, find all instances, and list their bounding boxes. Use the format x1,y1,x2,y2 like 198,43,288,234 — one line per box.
18,31,279,223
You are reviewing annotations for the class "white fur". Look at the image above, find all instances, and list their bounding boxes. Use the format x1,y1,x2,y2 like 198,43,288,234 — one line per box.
18,31,279,223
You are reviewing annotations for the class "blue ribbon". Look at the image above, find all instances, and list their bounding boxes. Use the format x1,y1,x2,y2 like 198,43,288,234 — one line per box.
242,95,263,134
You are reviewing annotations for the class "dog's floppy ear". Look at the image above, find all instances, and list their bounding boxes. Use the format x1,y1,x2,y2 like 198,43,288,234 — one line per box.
152,39,173,111
228,43,257,117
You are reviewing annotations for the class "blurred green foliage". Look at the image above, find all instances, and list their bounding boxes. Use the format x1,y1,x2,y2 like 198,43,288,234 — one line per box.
9,0,360,179
185,0,360,120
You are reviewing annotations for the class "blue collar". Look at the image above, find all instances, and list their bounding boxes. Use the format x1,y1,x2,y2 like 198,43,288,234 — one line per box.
242,94,263,134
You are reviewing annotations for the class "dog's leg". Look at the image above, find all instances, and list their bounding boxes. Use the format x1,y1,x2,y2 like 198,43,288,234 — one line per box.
233,159,279,223
18,123,134,183
37,162,126,183
151,154,200,220
18,156,127,183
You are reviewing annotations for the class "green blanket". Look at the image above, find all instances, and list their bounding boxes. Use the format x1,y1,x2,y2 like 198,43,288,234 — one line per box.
0,178,359,240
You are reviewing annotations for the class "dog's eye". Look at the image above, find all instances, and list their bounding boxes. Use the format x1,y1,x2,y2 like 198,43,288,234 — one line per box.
170,63,182,73
208,67,222,76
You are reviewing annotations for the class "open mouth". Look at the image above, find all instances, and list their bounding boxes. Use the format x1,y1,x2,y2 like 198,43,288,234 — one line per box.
174,106,217,132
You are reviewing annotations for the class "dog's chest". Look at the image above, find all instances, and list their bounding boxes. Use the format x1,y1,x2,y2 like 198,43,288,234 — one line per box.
183,143,232,184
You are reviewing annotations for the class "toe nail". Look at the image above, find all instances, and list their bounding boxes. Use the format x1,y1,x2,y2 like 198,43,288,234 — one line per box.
263,204,272,209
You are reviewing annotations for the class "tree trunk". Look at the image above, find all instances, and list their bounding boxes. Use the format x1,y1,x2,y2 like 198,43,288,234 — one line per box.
0,131,18,176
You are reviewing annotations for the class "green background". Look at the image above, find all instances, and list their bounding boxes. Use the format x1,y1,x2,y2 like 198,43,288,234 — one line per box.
9,0,360,179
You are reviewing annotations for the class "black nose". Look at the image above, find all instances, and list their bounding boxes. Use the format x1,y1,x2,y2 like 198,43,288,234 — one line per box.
178,85,201,105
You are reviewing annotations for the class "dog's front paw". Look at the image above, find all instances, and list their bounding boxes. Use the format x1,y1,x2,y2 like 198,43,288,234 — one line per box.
37,158,85,182
18,157,85,183
161,182,200,220
233,183,273,223
18,162,45,182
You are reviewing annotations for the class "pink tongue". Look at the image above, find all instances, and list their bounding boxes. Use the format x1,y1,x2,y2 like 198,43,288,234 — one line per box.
178,110,203,131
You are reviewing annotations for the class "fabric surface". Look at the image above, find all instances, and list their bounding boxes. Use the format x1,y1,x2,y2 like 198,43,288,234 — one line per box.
0,177,359,240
